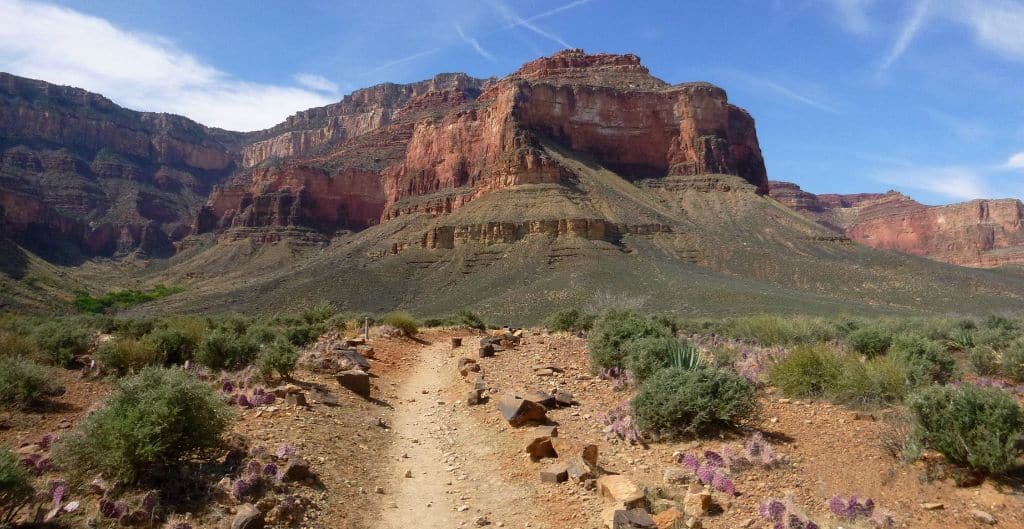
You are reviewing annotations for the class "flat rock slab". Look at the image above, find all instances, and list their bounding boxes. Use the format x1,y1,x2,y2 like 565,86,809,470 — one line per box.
613,508,657,529
337,369,370,398
597,475,645,508
496,395,547,427
539,463,568,483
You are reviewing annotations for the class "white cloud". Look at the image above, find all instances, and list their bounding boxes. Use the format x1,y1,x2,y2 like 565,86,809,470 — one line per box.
0,0,336,131
875,166,989,201
729,72,839,113
293,73,338,93
825,0,876,34
960,0,1024,60
489,0,571,48
455,24,495,61
1004,152,1024,169
878,0,931,72
921,107,988,141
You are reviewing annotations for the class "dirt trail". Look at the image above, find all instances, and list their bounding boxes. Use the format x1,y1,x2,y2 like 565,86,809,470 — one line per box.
378,338,538,529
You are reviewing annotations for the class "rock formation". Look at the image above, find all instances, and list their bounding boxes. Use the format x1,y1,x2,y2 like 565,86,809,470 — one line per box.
0,72,244,259
769,181,1024,268
196,49,767,240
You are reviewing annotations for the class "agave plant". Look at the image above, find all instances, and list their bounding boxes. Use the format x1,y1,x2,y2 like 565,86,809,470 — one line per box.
669,341,703,371
947,328,975,351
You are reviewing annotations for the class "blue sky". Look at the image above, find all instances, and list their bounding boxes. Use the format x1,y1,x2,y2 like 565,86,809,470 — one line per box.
1,0,1024,204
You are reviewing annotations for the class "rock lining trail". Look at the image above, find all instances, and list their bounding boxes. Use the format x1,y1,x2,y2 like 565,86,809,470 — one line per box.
378,338,538,529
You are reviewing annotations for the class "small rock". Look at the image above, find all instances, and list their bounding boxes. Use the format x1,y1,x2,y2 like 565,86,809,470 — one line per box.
281,456,312,482
539,463,568,483
613,508,657,529
526,436,557,460
404,470,413,478
682,491,712,517
597,475,645,508
970,510,996,524
652,508,684,529
495,395,547,427
663,467,690,485
336,369,370,398
921,502,944,511
231,503,264,529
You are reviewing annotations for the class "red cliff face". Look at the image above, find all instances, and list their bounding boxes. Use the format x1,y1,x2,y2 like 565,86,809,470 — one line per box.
198,50,768,239
769,181,1024,268
0,73,244,258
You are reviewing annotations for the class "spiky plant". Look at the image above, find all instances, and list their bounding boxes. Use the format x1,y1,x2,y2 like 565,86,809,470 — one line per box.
669,340,703,371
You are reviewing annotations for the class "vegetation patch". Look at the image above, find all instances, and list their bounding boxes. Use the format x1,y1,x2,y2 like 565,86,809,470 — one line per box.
74,284,183,314
631,366,756,437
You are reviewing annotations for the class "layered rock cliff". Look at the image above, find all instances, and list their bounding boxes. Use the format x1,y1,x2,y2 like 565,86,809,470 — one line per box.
0,72,244,259
197,49,768,240
769,181,1024,267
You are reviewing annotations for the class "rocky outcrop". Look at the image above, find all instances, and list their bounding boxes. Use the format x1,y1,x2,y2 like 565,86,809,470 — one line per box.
769,181,1024,268
199,50,768,240
240,73,487,167
0,73,244,259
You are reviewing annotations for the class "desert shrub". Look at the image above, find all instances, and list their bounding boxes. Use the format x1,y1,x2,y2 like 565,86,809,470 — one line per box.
380,311,419,336
967,346,1000,377
0,357,61,408
768,345,842,398
588,310,673,373
301,301,335,325
946,328,976,351
54,367,232,483
208,313,252,336
907,384,1024,474
281,324,321,347
32,319,92,367
0,448,34,525
195,331,259,370
832,356,909,407
717,315,838,346
890,334,957,386
105,318,155,339
546,309,596,333
144,328,198,365
1003,339,1024,383
257,340,298,380
846,326,893,358
631,367,756,437
709,345,740,371
94,338,163,376
625,337,701,383
455,309,487,331
0,330,40,360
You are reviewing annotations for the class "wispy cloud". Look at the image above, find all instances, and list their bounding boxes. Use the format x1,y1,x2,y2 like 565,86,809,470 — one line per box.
1003,152,1024,170
361,47,441,76
526,0,594,22
825,0,876,34
959,0,1024,60
878,0,931,72
455,23,495,61
729,72,839,113
293,73,338,93
875,165,989,201
0,0,334,130
490,0,571,48
921,107,988,141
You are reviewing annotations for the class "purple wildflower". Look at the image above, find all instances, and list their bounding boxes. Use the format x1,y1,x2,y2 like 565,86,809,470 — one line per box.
695,465,715,485
712,471,735,495
275,444,296,459
139,490,159,514
263,463,278,476
681,453,700,472
704,450,724,468
237,394,251,408
759,500,786,522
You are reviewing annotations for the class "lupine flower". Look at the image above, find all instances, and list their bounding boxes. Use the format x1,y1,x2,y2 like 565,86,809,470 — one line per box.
712,472,735,495
681,453,699,472
695,465,715,485
275,444,296,458
703,450,724,468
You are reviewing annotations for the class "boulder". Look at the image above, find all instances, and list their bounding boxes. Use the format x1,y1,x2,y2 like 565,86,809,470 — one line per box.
496,395,547,427
231,504,264,529
566,457,596,482
281,456,312,482
466,389,484,406
554,390,575,407
597,475,645,508
285,392,308,407
451,337,463,347
970,510,997,525
458,358,481,376
539,463,569,483
520,389,557,409
336,370,370,398
269,384,302,398
613,509,657,529
682,491,711,517
479,344,495,358
534,425,558,438
526,436,557,460
653,508,684,529
663,467,690,485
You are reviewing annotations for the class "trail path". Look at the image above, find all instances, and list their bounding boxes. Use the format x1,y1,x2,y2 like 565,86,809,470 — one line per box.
378,338,538,529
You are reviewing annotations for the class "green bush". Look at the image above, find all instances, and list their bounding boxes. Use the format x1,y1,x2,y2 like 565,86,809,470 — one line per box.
545,309,596,333
54,367,233,483
847,326,893,358
301,301,335,325
195,331,258,370
967,346,1000,377
631,367,756,437
0,357,61,408
94,338,163,376
257,340,298,380
0,330,41,360
946,328,976,351
1003,339,1024,383
32,320,92,367
832,356,908,407
455,309,487,331
768,345,842,398
625,337,702,383
381,311,419,336
281,324,322,347
588,310,673,373
907,384,1024,474
0,449,34,525
715,315,838,346
144,328,198,365
73,284,183,314
890,334,957,386
105,318,155,339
